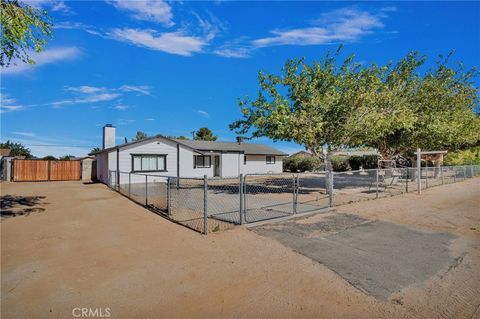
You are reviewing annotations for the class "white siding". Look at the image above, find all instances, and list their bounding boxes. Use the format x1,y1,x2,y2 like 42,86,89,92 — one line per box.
221,153,241,177
96,152,109,183
179,146,215,178
242,155,283,175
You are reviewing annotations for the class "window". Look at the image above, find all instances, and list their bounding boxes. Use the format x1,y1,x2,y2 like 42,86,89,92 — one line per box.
132,154,166,172
244,155,247,165
266,155,276,164
194,155,211,168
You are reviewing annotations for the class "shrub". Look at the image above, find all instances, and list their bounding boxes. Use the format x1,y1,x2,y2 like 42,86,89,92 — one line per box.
283,156,322,172
348,156,363,170
331,156,350,172
362,155,380,169
444,147,480,165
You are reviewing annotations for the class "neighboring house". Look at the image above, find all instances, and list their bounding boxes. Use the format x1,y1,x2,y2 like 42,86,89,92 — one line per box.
91,125,287,184
290,150,314,158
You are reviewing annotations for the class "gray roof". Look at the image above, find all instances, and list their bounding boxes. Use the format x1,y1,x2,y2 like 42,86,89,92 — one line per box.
90,135,287,156
172,139,288,156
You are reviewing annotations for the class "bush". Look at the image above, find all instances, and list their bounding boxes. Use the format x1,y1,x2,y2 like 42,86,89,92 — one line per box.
283,156,322,172
444,147,480,165
331,156,350,172
348,156,363,170
362,155,380,169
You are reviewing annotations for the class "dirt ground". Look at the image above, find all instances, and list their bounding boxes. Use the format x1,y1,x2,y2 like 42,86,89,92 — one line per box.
1,179,479,318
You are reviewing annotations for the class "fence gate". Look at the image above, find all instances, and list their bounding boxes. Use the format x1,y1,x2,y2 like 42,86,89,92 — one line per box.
12,159,81,182
244,174,296,223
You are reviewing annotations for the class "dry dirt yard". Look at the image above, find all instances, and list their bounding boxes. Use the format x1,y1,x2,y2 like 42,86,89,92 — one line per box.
1,178,479,319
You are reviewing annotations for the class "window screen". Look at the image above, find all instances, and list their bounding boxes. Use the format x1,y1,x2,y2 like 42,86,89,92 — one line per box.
194,155,211,168
132,154,167,171
266,156,275,164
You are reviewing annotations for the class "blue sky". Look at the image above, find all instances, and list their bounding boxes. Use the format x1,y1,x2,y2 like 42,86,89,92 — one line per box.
1,1,479,157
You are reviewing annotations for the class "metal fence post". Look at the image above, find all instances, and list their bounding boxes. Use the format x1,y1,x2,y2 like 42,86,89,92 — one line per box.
405,168,409,193
463,165,466,180
239,174,244,224
454,167,457,183
108,170,111,188
145,175,148,206
416,148,421,194
425,166,429,189
328,171,334,207
128,172,132,197
294,175,299,214
167,177,171,217
203,175,208,235
441,167,444,185
375,169,379,199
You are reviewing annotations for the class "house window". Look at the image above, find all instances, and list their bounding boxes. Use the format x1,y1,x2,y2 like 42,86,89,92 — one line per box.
266,155,276,164
244,155,247,165
132,154,167,172
194,155,211,168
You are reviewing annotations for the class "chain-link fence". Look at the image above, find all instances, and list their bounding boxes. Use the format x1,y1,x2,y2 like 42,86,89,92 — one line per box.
106,165,479,234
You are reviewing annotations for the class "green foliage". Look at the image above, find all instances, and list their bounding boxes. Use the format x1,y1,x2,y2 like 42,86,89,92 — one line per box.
331,156,350,172
348,156,363,171
283,156,322,172
0,140,32,158
132,131,147,141
194,127,217,141
90,147,101,154
59,155,74,160
444,147,480,165
42,155,57,160
176,135,188,140
348,155,380,170
230,47,480,166
1,0,53,67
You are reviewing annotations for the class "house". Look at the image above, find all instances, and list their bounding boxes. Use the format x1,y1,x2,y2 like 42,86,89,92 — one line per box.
290,150,314,158
91,125,287,184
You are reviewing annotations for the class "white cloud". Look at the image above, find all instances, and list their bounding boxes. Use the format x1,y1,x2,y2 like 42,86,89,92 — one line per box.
29,0,72,14
66,86,107,94
12,131,36,137
108,0,174,26
114,104,129,110
109,28,208,56
253,7,386,48
196,110,210,118
119,85,152,96
145,118,155,121
0,93,24,113
51,92,120,107
213,47,251,58
1,47,81,75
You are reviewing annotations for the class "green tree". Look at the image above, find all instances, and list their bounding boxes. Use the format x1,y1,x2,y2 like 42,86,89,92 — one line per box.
59,155,74,160
0,140,32,158
230,48,480,172
90,147,101,154
132,131,147,141
1,0,53,67
194,127,217,141
176,135,188,140
42,155,57,160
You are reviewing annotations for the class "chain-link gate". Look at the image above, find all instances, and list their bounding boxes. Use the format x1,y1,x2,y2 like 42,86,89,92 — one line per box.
243,174,296,223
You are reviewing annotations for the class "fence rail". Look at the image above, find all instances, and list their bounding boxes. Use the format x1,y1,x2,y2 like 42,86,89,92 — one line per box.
107,165,480,234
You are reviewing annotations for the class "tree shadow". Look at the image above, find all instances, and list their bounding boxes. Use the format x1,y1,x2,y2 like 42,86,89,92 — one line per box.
1,195,47,219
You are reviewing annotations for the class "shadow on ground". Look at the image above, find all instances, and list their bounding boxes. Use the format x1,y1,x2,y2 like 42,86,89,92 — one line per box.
252,213,456,301
1,195,47,219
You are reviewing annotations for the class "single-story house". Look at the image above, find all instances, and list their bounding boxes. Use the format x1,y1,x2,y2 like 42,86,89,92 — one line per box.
91,125,287,184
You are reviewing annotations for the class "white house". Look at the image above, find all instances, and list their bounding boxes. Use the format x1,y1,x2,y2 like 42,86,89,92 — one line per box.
91,125,287,184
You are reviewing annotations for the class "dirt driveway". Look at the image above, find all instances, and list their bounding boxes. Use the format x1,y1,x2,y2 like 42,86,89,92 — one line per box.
1,179,479,318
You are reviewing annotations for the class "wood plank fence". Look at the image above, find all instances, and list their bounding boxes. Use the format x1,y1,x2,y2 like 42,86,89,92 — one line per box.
12,159,81,182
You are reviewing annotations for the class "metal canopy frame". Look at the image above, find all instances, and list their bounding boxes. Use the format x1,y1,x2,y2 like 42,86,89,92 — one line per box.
415,148,447,194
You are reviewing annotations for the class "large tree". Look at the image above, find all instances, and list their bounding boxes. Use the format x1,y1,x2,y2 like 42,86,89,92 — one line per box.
1,0,53,67
230,49,480,170
0,140,32,158
194,127,217,141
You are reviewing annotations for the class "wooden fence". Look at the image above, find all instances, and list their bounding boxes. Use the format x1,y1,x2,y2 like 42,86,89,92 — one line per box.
12,159,81,182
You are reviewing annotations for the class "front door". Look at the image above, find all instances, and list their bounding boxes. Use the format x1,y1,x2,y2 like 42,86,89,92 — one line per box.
214,156,220,177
